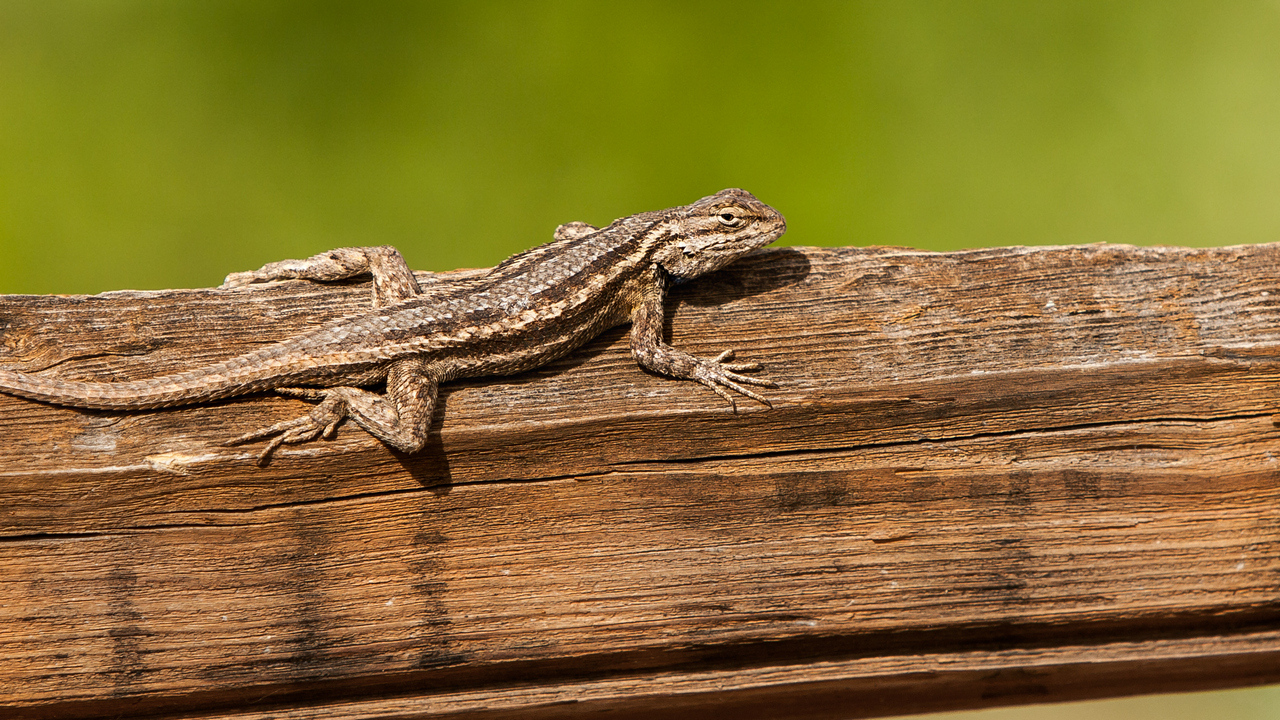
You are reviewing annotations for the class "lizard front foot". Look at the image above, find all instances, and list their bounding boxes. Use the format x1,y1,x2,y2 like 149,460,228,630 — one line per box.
691,349,778,411
224,388,349,464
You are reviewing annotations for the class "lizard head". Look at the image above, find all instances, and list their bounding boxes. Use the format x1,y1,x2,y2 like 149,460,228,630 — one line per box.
653,188,787,282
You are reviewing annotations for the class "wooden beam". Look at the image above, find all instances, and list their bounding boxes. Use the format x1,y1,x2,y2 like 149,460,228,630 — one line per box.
2,244,1278,719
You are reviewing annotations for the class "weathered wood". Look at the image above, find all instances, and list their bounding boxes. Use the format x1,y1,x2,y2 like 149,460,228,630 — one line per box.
1,244,1278,719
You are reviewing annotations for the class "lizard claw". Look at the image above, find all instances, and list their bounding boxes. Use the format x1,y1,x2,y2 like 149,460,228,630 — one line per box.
219,270,264,289
224,415,324,465
224,389,349,465
692,349,777,412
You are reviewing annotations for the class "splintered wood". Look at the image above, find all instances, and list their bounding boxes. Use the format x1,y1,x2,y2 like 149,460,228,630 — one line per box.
1,244,1278,720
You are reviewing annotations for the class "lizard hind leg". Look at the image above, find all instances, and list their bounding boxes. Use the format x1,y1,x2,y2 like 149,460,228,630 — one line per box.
226,358,438,464
221,245,421,308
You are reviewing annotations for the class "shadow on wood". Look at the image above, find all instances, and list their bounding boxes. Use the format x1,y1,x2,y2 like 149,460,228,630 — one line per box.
1,244,1279,719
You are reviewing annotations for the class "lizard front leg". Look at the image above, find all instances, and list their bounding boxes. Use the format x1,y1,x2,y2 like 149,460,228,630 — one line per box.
628,266,776,410
227,357,438,463
221,245,421,308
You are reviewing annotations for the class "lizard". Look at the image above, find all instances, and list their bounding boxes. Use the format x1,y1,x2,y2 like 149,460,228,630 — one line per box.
0,188,786,462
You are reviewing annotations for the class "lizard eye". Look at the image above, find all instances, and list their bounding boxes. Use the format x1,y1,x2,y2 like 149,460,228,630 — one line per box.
716,209,744,228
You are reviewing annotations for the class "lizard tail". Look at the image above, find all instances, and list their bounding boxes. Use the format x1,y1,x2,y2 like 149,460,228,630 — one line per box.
0,325,386,411
0,362,285,410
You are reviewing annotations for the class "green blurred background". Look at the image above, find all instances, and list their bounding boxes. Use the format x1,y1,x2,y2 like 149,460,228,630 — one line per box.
2,1,1279,717
4,1,1280,296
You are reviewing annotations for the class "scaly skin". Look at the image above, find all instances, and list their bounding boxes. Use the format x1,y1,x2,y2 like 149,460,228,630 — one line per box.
0,188,787,461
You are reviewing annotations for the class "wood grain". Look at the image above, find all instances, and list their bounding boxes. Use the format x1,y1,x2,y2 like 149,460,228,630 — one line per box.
1,244,1278,719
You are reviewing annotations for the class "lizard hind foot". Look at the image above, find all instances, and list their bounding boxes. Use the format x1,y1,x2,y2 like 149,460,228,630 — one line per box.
223,389,349,465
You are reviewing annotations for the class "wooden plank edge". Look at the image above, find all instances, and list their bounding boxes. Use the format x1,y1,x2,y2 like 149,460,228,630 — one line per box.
22,628,1270,720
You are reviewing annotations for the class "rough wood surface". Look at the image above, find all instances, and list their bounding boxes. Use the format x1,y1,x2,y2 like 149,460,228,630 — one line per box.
2,244,1279,720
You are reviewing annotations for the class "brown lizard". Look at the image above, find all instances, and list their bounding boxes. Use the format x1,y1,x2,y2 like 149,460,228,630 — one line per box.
0,188,786,461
